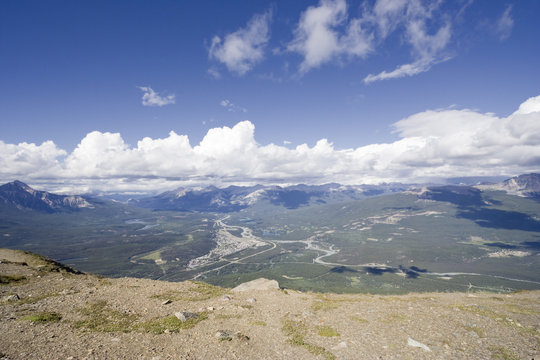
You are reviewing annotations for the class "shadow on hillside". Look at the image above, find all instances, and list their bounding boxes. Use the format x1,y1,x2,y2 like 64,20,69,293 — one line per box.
521,240,540,250
330,266,357,273
364,267,396,275
457,208,540,231
485,242,519,249
419,186,485,207
364,265,430,279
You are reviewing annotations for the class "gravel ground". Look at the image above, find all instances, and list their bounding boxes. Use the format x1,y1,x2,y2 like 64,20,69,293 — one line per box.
1,249,539,360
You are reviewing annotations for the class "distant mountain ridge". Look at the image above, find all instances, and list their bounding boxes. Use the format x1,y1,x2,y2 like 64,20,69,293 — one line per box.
2,173,538,214
0,180,93,213
128,183,410,212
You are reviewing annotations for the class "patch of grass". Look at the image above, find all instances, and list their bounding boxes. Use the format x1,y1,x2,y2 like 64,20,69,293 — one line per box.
311,300,339,312
382,313,408,323
456,304,540,343
503,304,539,315
240,304,253,309
464,325,485,338
151,281,225,302
310,294,354,312
22,311,62,323
250,320,267,326
281,319,335,360
349,316,368,323
137,312,208,334
0,275,26,285
73,301,138,333
489,346,520,360
216,314,242,319
316,325,340,337
17,292,59,305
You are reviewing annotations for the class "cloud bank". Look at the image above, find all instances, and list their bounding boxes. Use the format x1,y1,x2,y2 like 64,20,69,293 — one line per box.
2,95,540,194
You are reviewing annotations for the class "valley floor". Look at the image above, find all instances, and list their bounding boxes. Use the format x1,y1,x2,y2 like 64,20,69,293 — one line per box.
1,249,539,360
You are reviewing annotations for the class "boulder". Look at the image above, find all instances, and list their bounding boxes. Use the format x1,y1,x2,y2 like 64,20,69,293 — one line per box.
231,278,279,292
174,311,199,322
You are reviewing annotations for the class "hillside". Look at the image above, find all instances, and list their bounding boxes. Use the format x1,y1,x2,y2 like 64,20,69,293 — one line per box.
1,249,539,359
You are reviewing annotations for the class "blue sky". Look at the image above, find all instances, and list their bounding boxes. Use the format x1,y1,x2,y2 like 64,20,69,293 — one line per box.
1,0,540,193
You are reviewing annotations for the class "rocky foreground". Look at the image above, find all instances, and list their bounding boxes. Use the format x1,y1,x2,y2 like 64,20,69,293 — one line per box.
1,249,539,360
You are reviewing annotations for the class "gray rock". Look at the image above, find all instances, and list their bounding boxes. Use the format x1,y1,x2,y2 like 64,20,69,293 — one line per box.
215,330,232,341
247,298,257,303
231,278,280,292
174,311,199,322
221,295,232,301
161,299,172,305
4,294,20,302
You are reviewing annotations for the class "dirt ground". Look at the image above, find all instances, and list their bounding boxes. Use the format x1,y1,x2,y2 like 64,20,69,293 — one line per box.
1,248,539,359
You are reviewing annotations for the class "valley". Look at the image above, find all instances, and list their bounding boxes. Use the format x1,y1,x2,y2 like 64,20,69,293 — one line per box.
1,175,540,294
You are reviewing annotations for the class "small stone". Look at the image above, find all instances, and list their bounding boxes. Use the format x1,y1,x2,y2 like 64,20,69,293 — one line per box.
247,298,256,303
215,330,232,341
407,338,431,352
221,295,232,301
174,311,199,322
4,294,20,302
164,329,170,334
235,332,250,341
161,299,172,305
207,306,215,311
332,342,347,350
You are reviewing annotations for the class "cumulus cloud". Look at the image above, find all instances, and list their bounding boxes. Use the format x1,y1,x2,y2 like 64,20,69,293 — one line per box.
220,99,247,113
138,86,175,107
2,95,540,193
0,140,66,179
209,11,272,75
287,0,373,73
287,0,453,81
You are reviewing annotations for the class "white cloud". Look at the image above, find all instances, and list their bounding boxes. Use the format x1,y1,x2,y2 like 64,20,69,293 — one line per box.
209,11,272,75
220,99,247,113
0,140,66,179
138,86,175,107
287,0,373,73
207,67,222,79
287,0,454,81
363,0,453,83
496,5,514,41
2,95,540,193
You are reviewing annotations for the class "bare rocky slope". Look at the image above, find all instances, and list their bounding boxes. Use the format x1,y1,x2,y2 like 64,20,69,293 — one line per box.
1,249,539,360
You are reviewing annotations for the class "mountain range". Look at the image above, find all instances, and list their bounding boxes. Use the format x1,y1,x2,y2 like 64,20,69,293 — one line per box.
1,173,539,213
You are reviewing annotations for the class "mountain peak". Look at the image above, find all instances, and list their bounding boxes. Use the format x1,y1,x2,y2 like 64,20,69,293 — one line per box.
501,173,540,197
0,180,93,212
